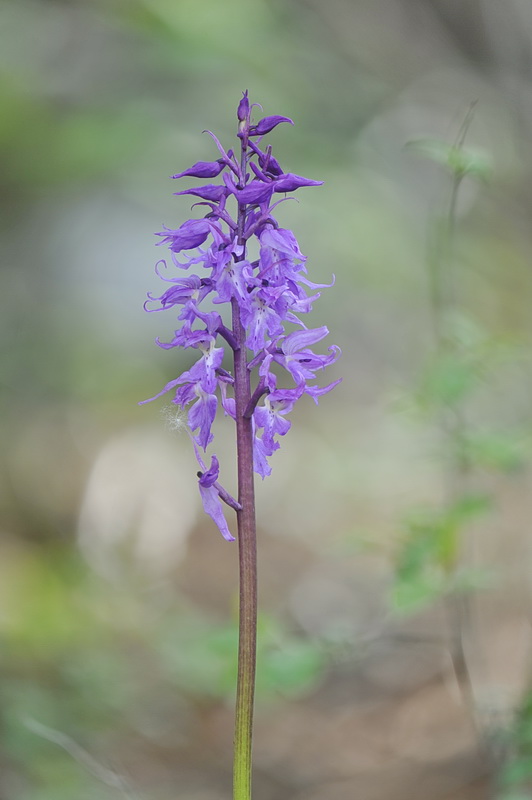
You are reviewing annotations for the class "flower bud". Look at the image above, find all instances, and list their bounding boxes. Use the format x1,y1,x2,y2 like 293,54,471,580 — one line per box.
237,90,250,123
237,90,250,136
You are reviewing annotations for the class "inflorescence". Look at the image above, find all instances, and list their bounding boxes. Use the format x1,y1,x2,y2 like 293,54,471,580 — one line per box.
141,92,340,540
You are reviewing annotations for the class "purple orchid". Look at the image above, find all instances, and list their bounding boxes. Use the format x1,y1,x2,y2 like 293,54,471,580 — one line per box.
142,93,340,540
193,448,237,542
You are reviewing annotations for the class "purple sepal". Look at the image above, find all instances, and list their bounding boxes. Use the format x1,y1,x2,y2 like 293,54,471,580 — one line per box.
252,433,273,479
305,378,342,404
249,161,268,182
274,173,324,192
172,160,225,179
250,116,294,136
281,326,329,354
247,140,283,177
259,225,305,259
232,180,274,205
156,219,211,253
138,376,181,405
189,389,217,449
250,385,305,476
174,185,228,202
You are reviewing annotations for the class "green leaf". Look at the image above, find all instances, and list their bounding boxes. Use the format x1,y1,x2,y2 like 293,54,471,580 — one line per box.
258,640,324,698
497,790,530,800
393,495,491,612
443,310,487,348
500,756,532,787
498,794,532,800
459,150,492,182
417,352,479,407
406,138,492,181
406,139,456,169
157,613,326,702
463,431,529,473
449,566,497,593
398,495,489,574
392,572,446,613
448,492,492,522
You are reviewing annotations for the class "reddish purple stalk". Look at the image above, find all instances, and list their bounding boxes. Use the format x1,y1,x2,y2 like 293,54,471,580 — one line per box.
232,135,258,800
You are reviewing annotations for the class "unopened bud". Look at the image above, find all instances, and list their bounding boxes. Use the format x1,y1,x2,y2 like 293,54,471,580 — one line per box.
237,90,250,123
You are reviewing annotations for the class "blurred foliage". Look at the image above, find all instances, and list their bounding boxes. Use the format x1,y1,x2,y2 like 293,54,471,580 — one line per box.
406,138,492,182
156,612,324,702
392,118,531,617
404,313,525,414
0,84,152,189
392,494,492,612
461,429,530,473
1,545,326,798
391,103,532,800
498,694,532,800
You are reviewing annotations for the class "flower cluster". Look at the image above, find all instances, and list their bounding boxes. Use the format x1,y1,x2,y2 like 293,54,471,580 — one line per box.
142,92,340,539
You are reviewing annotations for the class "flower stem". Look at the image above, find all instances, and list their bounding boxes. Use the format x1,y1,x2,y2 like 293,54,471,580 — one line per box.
232,300,257,800
232,131,257,800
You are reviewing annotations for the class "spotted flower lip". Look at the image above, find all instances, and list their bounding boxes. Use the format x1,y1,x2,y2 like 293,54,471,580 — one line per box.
142,93,340,539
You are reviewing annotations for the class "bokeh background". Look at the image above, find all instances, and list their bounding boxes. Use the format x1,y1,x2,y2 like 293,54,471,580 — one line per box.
2,1,532,798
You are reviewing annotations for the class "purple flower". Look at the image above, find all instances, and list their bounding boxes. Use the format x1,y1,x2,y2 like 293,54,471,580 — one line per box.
195,452,235,542
259,225,304,258
142,93,340,538
252,386,305,476
156,219,212,253
211,254,253,306
144,275,213,313
232,180,275,206
140,331,225,451
240,288,285,353
273,327,341,384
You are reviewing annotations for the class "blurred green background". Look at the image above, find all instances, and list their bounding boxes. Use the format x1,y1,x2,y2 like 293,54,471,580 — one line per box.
2,1,532,798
